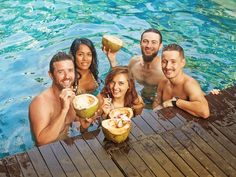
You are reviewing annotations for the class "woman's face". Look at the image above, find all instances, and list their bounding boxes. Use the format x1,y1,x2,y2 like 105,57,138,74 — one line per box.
109,73,129,99
75,44,92,70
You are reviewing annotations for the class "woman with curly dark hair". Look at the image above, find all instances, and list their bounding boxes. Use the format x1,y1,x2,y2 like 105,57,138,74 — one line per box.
98,66,144,117
70,38,101,95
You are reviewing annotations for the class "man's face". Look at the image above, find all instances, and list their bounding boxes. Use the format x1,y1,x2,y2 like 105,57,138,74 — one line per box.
140,32,162,62
161,50,185,79
50,60,75,90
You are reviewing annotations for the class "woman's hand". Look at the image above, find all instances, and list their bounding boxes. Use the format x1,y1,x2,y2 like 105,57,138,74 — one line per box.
102,46,118,67
101,98,113,118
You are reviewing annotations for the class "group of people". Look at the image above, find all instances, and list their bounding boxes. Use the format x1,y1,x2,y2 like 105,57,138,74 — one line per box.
29,28,210,146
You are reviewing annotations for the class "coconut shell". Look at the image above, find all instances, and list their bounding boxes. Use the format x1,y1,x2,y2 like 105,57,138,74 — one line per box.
102,119,131,143
102,35,123,52
73,94,99,119
108,107,133,119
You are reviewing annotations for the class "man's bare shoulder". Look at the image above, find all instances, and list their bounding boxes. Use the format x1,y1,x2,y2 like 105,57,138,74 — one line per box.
183,74,203,94
128,55,142,66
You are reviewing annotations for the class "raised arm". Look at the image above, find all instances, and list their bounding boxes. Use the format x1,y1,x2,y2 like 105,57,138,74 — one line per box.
175,81,210,118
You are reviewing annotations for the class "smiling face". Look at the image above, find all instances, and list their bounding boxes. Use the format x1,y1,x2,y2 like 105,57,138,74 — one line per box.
161,50,185,79
75,44,93,70
140,32,162,62
109,73,129,99
50,60,75,90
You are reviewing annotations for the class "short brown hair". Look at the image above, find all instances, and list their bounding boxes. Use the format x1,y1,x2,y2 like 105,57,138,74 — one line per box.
141,28,162,44
162,44,185,59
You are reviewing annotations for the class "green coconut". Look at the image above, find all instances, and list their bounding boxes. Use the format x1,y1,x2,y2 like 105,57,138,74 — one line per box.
102,107,133,143
73,94,99,119
102,119,131,143
102,35,123,53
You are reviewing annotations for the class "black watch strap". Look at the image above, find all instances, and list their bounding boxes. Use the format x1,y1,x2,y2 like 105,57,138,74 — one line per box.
172,97,179,107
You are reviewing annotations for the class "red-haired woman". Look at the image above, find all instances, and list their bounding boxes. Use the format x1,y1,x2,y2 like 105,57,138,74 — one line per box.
98,66,144,118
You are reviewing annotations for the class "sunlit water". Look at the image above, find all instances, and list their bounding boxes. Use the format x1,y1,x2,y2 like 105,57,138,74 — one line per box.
0,0,235,158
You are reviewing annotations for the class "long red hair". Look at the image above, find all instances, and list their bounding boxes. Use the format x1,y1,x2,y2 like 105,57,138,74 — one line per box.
100,66,138,107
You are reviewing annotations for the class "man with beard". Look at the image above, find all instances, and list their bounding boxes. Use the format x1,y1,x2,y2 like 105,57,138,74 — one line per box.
106,29,164,107
29,52,93,146
153,44,210,118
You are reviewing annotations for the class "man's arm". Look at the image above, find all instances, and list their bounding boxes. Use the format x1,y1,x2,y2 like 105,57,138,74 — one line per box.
175,81,210,118
152,80,164,110
29,89,74,146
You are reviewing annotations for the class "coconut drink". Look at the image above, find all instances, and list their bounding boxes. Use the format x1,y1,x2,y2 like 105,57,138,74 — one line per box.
102,107,133,143
73,94,99,119
102,35,123,53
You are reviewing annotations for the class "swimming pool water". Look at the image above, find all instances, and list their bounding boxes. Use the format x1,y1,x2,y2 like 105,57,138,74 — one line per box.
0,0,235,158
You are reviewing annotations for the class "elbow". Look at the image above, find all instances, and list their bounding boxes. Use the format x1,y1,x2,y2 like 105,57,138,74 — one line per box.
199,108,210,119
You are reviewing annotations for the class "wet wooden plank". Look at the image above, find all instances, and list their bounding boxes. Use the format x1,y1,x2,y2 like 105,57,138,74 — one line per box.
85,134,124,177
16,152,38,177
181,124,236,176
27,147,52,177
171,128,227,177
39,144,66,177
185,122,236,168
120,147,156,177
0,159,8,177
132,115,155,135
110,149,141,177
61,139,95,177
140,138,184,177
74,138,110,177
151,134,198,177
50,141,81,177
162,131,213,177
131,141,170,177
2,156,23,177
150,111,176,130
140,110,166,133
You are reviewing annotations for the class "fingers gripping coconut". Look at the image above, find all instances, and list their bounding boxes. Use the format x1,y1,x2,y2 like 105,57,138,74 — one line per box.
102,35,123,67
102,107,133,143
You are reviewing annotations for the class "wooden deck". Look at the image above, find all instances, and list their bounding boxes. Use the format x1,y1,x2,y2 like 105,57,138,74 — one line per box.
1,86,235,177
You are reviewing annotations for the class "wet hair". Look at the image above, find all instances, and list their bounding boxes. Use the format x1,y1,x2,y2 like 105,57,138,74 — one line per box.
49,52,74,73
70,38,99,81
100,66,138,107
141,28,162,44
162,44,185,59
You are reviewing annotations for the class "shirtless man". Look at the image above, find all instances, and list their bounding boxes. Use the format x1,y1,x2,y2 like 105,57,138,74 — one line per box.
29,52,92,146
106,28,165,106
153,44,210,118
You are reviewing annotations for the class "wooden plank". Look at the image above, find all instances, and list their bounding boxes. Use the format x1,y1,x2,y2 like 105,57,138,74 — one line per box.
120,147,156,177
2,156,23,177
171,128,227,177
27,147,52,177
181,124,236,176
61,139,95,177
141,110,166,133
162,131,213,177
110,149,141,177
0,159,8,177
39,144,66,177
185,122,236,168
85,134,124,177
130,120,147,140
141,138,184,177
50,141,81,177
151,134,198,177
132,115,155,135
131,141,170,177
74,138,110,177
16,152,38,177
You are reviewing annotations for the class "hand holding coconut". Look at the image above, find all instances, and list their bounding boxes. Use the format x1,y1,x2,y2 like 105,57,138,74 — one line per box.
102,35,123,68
59,88,76,112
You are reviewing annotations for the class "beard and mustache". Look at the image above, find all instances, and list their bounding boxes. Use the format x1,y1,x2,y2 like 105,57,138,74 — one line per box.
141,50,158,62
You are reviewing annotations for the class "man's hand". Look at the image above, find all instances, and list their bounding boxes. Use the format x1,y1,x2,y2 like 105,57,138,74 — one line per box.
162,97,177,108
59,88,75,111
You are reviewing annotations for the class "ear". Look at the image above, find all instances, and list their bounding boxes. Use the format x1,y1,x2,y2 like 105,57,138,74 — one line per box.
48,71,53,80
181,58,186,67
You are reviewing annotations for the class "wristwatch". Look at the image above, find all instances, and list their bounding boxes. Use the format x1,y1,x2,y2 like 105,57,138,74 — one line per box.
172,97,179,107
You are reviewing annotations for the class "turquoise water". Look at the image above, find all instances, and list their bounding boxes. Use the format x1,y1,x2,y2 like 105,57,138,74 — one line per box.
0,0,235,158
